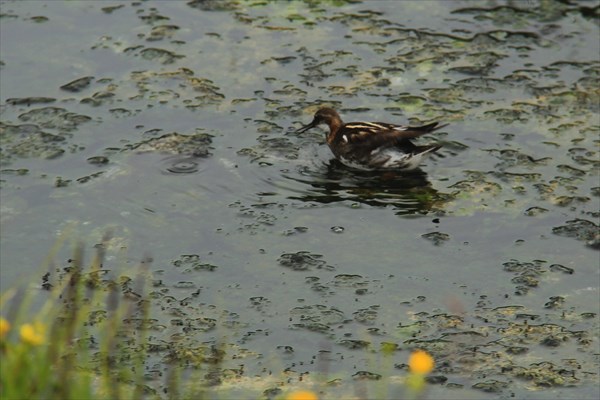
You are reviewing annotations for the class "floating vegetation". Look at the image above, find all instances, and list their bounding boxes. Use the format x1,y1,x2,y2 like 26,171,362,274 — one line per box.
552,219,600,249
17,107,92,131
59,76,94,93
0,120,82,165
132,131,213,157
1,1,599,399
421,231,450,246
278,251,329,271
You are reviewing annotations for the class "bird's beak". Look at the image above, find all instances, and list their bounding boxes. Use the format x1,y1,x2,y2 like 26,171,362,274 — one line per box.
295,119,317,134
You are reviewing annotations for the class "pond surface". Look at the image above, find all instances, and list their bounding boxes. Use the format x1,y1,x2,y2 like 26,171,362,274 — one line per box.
1,1,599,399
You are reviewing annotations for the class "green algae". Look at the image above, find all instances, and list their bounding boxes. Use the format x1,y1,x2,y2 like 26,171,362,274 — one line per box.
1,1,599,399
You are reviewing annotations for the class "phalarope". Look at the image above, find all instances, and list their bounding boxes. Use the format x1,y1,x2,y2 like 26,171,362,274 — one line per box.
295,107,446,171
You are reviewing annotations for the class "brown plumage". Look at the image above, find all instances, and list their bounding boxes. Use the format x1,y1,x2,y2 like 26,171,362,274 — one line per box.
295,107,447,170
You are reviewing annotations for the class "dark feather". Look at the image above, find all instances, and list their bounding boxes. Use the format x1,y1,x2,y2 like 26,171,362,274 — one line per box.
336,122,446,154
294,107,447,170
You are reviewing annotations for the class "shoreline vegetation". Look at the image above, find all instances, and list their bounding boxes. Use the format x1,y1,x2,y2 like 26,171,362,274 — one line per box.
0,233,434,400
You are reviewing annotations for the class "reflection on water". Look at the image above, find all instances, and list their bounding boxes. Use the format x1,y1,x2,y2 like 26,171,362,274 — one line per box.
1,0,599,398
282,159,439,213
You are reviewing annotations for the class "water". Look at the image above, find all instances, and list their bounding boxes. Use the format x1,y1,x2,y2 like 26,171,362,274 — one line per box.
1,1,599,398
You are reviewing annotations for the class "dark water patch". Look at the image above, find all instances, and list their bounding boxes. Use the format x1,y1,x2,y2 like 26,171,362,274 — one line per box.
0,122,78,165
421,231,450,246
227,200,282,234
452,4,560,27
551,195,590,207
448,175,501,195
552,219,600,249
282,162,441,212
187,0,241,12
127,69,225,108
80,91,116,107
132,132,213,157
172,254,219,273
306,276,370,296
172,316,216,332
448,51,506,76
17,107,92,131
512,361,579,387
6,97,56,106
330,274,369,293
544,296,566,310
138,47,185,64
557,164,588,177
523,206,549,217
101,4,125,14
394,299,598,395
261,56,297,66
60,76,94,93
472,380,509,393
353,306,379,325
278,251,330,271
249,296,270,311
304,276,332,295
568,147,600,167
254,120,285,134
146,24,180,42
338,339,370,350
290,304,346,328
137,7,171,25
86,156,109,165
352,370,382,381
486,148,552,170
330,225,344,233
109,108,139,118
502,259,546,295
548,264,574,275
0,168,29,176
282,226,308,236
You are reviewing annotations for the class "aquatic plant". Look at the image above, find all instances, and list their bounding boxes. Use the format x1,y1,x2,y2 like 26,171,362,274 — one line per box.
1,231,440,400
0,234,150,400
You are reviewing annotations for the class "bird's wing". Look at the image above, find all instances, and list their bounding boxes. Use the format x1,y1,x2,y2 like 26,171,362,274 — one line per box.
339,121,444,152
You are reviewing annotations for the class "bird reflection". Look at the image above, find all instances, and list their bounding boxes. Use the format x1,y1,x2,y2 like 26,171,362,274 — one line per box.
284,158,441,214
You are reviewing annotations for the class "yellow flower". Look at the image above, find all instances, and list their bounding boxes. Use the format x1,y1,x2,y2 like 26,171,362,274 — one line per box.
408,349,434,375
19,321,46,346
286,390,318,400
0,318,10,339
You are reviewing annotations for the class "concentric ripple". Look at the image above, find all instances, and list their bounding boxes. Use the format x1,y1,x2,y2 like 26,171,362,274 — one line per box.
161,156,203,175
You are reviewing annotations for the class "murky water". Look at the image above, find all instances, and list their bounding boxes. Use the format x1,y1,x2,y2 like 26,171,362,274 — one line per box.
1,1,599,399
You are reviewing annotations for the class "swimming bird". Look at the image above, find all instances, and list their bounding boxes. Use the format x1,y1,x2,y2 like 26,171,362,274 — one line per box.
295,107,446,171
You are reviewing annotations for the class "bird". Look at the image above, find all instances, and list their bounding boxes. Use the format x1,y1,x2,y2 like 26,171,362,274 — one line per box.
295,107,447,171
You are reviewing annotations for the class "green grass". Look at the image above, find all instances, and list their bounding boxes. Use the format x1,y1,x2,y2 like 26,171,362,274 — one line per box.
1,232,433,400
1,232,153,400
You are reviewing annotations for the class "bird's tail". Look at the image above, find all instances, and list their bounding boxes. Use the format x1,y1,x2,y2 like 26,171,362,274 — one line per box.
415,144,442,156
415,122,449,133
